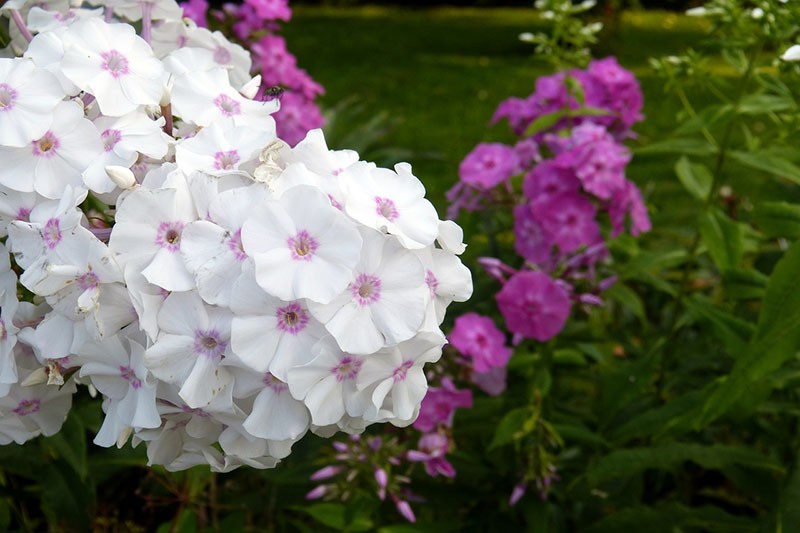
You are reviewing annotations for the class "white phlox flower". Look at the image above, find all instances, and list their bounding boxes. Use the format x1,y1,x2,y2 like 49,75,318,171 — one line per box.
60,18,166,117
241,184,363,304
144,291,233,409
184,27,252,89
232,368,310,442
287,337,371,427
357,332,445,425
0,57,65,148
0,100,102,198
175,121,275,178
341,162,440,250
77,329,160,447
310,228,429,355
229,270,326,380
83,110,169,193
415,246,474,328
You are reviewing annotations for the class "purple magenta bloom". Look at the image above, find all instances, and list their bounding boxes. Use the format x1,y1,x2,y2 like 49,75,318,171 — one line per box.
497,271,571,342
522,160,581,205
536,192,602,254
471,366,507,396
413,378,473,432
449,312,511,373
513,204,552,268
271,91,325,147
181,0,209,27
458,143,519,189
608,179,651,236
407,432,456,478
586,57,644,132
245,0,291,21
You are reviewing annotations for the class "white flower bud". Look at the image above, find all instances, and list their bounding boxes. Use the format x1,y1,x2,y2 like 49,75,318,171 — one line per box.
240,75,262,99
105,165,138,190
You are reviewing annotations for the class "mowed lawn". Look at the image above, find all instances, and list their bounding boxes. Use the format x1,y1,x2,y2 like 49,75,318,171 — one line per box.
282,6,710,216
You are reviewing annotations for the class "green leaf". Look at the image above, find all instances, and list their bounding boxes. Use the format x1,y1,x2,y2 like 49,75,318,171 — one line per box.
609,390,707,443
698,209,743,271
722,268,768,300
777,456,800,531
635,138,717,157
43,411,88,479
585,502,757,533
605,282,647,325
40,460,94,532
292,503,373,531
553,424,612,449
729,150,800,185
738,93,795,114
693,240,800,426
524,110,567,137
674,156,712,201
674,104,733,136
586,443,783,485
753,201,800,239
488,407,531,450
684,295,753,354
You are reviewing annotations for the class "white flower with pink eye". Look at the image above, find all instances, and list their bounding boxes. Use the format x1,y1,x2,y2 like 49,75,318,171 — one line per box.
175,122,275,178
170,67,278,128
24,28,80,96
179,181,269,305
0,100,102,198
310,229,429,355
60,18,166,117
341,162,440,250
0,186,44,237
229,271,326,380
150,19,193,59
7,187,87,271
185,26,252,89
0,373,76,445
241,184,362,304
83,110,169,193
287,337,371,427
0,58,65,148
230,368,310,442
109,178,197,292
284,128,360,178
357,332,445,425
144,292,233,409
415,247,473,328
0,246,20,393
77,330,160,447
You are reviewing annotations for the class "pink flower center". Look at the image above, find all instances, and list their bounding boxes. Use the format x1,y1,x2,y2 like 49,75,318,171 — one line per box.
425,269,438,297
119,365,142,389
263,372,289,394
213,150,240,170
374,197,399,222
213,45,232,64
213,94,241,117
101,50,130,78
43,218,62,249
16,207,30,222
392,360,414,382
77,271,99,291
0,318,6,341
0,83,17,112
351,273,381,306
332,355,363,382
102,129,122,152
288,230,318,261
193,329,227,360
276,302,309,335
155,221,184,252
13,398,41,416
227,228,246,261
32,131,60,158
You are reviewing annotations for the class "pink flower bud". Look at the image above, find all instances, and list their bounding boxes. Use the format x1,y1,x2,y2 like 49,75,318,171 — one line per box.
305,485,328,500
394,499,416,523
374,468,388,489
509,482,527,506
310,465,342,481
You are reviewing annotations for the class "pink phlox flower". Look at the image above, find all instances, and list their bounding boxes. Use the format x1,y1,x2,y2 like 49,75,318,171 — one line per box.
180,0,209,26
271,91,324,147
449,312,511,372
407,432,456,478
608,179,651,237
535,192,603,255
512,203,553,269
245,0,291,21
522,160,581,205
412,377,472,432
458,142,519,190
471,366,507,396
496,271,571,342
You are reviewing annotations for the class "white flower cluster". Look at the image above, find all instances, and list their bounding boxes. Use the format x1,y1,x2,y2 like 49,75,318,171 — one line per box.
0,1,472,471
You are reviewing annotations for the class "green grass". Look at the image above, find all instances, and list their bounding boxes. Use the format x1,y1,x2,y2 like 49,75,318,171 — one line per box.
283,6,710,211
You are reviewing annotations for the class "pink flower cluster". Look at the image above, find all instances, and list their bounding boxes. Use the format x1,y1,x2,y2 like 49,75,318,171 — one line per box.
180,0,324,145
448,56,650,345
